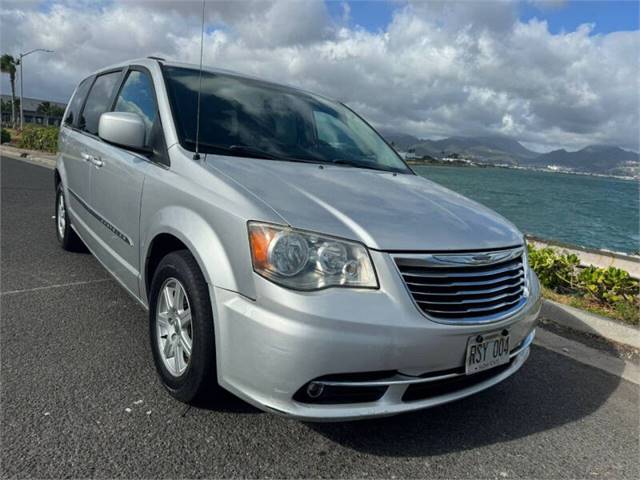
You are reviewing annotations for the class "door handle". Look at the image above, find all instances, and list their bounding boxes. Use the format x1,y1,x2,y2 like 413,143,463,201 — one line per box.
81,153,103,168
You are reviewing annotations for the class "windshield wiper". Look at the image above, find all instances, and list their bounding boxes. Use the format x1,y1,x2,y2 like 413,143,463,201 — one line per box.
228,145,325,165
330,159,404,173
228,145,281,160
190,141,402,171
198,142,281,160
192,141,321,164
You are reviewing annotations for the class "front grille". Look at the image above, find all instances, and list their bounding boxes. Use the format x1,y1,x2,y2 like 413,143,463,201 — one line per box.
394,248,526,322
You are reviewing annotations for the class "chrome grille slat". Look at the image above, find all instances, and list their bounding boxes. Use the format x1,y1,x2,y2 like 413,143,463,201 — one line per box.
400,263,523,279
424,297,523,315
415,287,524,306
409,279,524,297
394,248,527,323
403,271,523,288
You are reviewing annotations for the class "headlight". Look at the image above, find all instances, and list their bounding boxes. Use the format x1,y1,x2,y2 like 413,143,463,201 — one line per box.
248,222,378,290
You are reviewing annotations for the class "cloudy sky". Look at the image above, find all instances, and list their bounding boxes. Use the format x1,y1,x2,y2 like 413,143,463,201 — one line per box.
1,0,638,152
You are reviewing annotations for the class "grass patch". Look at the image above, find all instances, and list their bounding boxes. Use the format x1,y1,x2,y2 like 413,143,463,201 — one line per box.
541,286,639,326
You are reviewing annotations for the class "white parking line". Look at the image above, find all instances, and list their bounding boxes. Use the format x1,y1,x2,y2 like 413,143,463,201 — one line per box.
1,278,111,296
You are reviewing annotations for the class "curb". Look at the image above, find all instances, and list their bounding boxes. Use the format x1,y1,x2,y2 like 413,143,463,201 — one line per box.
535,327,639,385
0,145,56,169
541,299,639,349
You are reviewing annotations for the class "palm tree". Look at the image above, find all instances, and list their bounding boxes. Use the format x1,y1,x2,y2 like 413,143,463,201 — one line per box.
37,101,65,123
37,101,51,114
1,98,19,119
0,54,19,127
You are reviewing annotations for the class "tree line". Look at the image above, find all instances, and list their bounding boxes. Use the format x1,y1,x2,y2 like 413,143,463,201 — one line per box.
1,53,65,128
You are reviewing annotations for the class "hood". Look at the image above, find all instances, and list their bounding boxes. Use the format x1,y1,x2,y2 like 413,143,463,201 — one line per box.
205,156,523,251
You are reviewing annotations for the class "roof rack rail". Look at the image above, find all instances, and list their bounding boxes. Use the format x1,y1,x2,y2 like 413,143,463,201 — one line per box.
147,56,166,62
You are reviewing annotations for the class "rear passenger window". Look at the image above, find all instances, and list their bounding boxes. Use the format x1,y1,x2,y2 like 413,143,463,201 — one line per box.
114,70,158,145
79,71,121,135
63,77,92,127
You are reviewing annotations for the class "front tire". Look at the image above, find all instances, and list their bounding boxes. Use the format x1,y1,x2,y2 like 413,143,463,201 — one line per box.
55,184,83,251
149,250,218,403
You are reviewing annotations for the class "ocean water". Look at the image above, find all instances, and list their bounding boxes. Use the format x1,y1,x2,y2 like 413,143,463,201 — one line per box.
413,165,639,254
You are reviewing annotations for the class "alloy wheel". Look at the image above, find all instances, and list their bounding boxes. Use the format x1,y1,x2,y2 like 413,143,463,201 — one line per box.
57,192,66,239
156,278,193,377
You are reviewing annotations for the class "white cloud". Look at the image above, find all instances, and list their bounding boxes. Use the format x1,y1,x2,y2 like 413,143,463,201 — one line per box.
0,0,637,152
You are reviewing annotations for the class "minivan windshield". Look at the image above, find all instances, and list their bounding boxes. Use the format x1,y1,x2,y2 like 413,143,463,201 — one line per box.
163,66,411,173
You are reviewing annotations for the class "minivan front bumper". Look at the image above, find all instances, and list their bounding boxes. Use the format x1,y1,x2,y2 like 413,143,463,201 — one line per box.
212,251,541,421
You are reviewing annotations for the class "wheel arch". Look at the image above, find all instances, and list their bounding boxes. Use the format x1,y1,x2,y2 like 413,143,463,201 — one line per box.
140,206,247,303
54,168,61,191
144,233,190,297
54,160,69,197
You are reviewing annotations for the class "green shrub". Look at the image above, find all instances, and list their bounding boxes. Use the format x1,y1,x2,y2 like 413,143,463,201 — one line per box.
529,243,639,324
18,125,59,152
578,265,639,306
527,244,580,293
1,128,10,144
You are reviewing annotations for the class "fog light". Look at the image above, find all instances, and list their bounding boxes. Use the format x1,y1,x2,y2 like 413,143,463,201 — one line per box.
306,382,324,399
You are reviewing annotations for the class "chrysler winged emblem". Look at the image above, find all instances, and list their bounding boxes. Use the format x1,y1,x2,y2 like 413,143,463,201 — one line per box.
470,253,492,263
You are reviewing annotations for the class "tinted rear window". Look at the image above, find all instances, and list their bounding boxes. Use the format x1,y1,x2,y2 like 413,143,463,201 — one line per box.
63,77,92,127
79,71,121,135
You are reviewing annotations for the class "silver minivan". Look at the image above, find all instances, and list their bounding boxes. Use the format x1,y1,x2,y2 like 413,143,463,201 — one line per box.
55,57,541,420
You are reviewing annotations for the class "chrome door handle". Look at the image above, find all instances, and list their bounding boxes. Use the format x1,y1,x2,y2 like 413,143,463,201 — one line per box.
81,153,103,168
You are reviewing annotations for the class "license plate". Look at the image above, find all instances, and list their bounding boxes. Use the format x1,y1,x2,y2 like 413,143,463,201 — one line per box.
465,332,510,374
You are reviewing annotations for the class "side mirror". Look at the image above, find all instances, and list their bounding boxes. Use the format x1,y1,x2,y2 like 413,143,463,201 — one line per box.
98,112,146,150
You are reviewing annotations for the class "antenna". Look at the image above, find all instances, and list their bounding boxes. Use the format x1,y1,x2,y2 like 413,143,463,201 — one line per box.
193,0,206,160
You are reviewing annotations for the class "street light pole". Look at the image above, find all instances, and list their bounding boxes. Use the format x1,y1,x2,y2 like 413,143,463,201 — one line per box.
19,58,23,129
18,48,54,130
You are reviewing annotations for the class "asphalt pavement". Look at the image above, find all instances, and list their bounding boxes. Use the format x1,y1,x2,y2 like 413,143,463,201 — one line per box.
1,155,638,479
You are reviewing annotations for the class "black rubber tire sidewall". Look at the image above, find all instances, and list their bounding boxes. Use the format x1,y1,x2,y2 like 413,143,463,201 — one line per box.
148,250,217,403
55,184,82,251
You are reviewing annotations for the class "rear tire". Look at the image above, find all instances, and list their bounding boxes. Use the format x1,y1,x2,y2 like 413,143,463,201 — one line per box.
149,250,219,403
55,184,84,251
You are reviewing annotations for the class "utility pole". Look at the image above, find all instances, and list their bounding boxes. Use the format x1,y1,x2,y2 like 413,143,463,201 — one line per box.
19,48,54,130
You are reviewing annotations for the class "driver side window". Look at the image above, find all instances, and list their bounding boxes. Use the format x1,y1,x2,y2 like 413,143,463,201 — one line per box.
113,70,158,147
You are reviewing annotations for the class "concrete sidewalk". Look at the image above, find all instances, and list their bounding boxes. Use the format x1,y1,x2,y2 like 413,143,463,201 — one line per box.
541,299,639,350
0,145,56,169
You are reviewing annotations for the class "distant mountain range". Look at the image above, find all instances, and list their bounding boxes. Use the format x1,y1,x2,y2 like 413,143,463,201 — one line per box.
382,132,639,177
